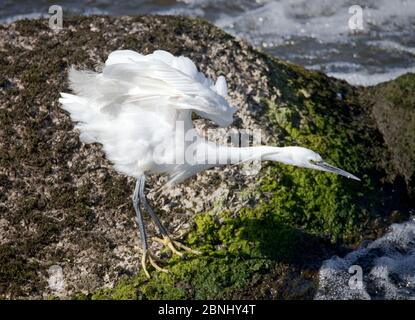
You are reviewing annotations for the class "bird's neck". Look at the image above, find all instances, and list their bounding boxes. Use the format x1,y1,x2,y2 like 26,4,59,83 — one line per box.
200,142,290,167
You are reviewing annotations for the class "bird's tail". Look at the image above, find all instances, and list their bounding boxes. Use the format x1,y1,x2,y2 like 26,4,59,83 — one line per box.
59,67,98,120
59,92,99,144
59,92,89,123
60,66,117,144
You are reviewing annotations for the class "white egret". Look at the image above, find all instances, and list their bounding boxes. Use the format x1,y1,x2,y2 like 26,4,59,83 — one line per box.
59,49,360,277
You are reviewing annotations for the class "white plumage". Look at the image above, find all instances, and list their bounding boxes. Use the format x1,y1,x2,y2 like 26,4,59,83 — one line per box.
59,50,235,185
59,49,359,277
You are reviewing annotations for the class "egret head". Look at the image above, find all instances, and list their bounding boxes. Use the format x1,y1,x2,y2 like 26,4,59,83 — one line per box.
285,147,360,181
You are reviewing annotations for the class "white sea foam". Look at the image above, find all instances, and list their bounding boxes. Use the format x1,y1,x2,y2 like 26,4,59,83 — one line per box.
0,12,46,25
367,40,415,56
216,0,415,44
308,62,415,86
1,0,414,86
315,218,415,300
212,0,415,86
327,67,415,86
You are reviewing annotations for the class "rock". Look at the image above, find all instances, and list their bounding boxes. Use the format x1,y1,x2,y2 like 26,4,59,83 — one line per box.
0,15,413,299
360,73,415,199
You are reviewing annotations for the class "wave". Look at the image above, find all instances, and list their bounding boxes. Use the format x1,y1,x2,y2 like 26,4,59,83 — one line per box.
327,67,415,86
0,0,414,86
315,218,415,300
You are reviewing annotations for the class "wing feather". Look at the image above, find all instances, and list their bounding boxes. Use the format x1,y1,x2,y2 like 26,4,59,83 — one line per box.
59,49,236,179
102,50,235,127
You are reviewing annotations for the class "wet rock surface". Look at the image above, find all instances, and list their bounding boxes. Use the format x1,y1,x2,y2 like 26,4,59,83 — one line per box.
0,15,414,299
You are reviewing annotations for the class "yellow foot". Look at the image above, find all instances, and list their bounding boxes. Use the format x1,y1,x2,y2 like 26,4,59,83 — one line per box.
153,235,202,257
141,250,169,278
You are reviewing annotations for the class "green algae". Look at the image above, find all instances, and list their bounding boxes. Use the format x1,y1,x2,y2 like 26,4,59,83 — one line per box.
259,56,400,242
86,209,327,300
262,96,371,241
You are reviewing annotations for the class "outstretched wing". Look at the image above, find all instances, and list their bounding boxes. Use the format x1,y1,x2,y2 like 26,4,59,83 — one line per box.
60,50,235,137
102,50,235,127
60,49,236,137
59,49,235,178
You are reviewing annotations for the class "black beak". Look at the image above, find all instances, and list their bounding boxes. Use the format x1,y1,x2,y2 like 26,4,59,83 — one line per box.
314,161,361,181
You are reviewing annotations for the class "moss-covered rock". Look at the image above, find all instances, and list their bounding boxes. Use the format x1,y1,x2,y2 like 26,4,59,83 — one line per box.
0,15,413,299
360,73,415,199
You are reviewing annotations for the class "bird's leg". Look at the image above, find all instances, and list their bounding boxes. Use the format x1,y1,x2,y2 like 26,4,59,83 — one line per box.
133,177,169,278
138,177,201,257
